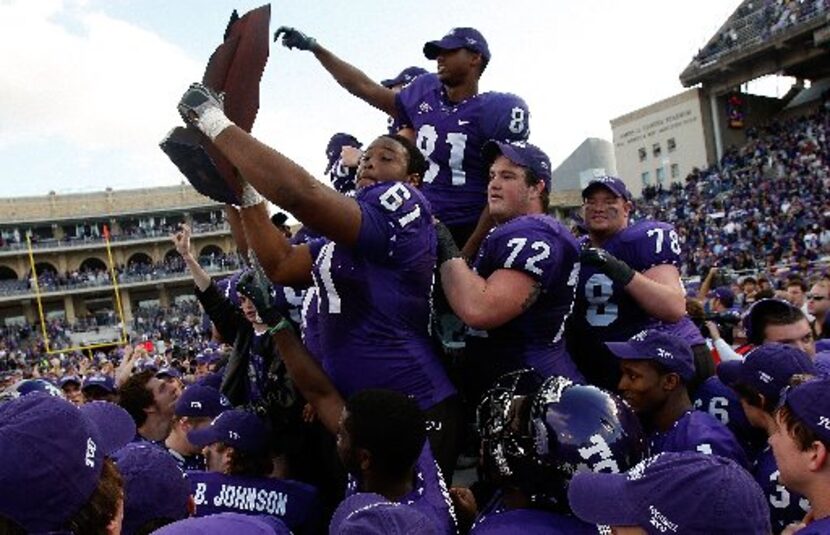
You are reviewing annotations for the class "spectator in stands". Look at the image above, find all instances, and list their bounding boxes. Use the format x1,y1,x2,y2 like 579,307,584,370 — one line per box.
807,280,830,339
787,278,809,310
59,374,83,405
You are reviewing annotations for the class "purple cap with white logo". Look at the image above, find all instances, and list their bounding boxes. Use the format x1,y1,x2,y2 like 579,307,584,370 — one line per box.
781,376,830,443
582,175,633,202
606,329,696,382
152,512,290,534
0,394,105,532
187,409,268,455
381,66,429,88
483,140,552,191
568,452,770,534
174,384,231,419
112,443,190,535
156,366,182,380
708,286,735,308
81,373,116,393
325,132,362,175
79,401,136,455
330,493,438,534
423,27,490,62
718,343,815,405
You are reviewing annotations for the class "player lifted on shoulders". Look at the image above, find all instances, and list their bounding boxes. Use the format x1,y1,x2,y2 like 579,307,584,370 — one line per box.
436,141,583,406
274,26,530,254
566,176,711,391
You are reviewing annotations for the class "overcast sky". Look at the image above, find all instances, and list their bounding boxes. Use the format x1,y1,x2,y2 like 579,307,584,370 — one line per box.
0,0,752,199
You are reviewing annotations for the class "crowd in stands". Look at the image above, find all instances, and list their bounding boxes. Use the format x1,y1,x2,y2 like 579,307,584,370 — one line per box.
636,107,830,279
693,0,829,64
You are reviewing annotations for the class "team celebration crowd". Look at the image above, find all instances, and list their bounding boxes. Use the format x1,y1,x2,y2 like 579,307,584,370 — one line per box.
2,21,830,535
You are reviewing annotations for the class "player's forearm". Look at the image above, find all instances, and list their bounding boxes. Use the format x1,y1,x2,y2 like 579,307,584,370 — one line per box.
182,251,212,291
224,205,249,257
625,273,687,322
271,328,343,435
214,127,362,246
312,45,398,116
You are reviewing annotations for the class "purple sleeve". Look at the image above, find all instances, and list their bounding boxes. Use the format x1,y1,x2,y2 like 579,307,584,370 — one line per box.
356,182,431,263
306,237,328,261
478,221,561,285
481,92,530,142
623,221,683,270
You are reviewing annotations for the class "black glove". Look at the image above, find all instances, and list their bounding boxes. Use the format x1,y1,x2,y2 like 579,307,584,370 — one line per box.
273,26,317,51
580,247,635,286
235,270,283,327
435,221,462,266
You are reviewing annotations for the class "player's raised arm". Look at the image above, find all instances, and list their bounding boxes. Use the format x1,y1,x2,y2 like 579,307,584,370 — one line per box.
177,83,363,247
274,27,398,117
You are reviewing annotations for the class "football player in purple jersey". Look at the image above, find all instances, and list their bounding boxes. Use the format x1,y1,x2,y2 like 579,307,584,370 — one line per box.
437,141,583,405
273,26,529,254
769,377,830,535
717,344,816,533
607,329,748,468
566,176,711,391
230,294,457,534
452,370,644,534
177,84,459,477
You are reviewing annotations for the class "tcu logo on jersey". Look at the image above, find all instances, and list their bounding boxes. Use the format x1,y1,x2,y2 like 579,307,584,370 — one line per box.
85,438,97,468
418,101,433,114
818,416,830,431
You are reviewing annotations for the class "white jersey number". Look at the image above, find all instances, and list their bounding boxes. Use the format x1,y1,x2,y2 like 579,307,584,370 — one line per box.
585,273,618,327
416,125,468,186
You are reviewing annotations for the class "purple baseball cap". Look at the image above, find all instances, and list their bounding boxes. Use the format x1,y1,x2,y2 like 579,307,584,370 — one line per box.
1,378,64,401
156,366,182,380
174,383,231,418
82,373,116,393
59,374,82,388
216,270,244,307
325,132,362,174
708,286,735,308
187,409,268,455
606,329,696,382
423,27,491,63
568,452,771,533
483,140,552,191
0,394,105,532
330,493,438,534
152,512,290,534
582,175,633,202
814,350,830,377
381,66,429,88
718,343,815,405
79,401,136,455
112,443,190,535
782,376,830,443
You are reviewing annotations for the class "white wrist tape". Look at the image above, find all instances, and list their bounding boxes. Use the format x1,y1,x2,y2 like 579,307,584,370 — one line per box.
199,107,234,141
240,182,264,208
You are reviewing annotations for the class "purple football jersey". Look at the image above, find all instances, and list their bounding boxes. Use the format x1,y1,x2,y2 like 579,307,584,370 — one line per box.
753,447,811,533
571,220,682,341
692,376,766,462
468,214,583,381
471,508,600,534
188,471,321,532
346,442,457,535
395,73,530,227
648,410,749,468
304,181,455,410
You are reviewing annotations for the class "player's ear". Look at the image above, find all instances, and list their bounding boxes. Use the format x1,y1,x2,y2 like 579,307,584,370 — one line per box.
661,372,681,392
406,172,423,189
357,447,372,472
809,440,828,471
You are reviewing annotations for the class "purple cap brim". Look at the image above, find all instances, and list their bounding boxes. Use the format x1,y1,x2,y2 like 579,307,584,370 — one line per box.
186,426,222,448
568,471,639,526
605,341,647,360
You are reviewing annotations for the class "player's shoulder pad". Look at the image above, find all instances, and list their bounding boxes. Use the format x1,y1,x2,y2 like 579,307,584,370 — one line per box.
481,90,529,110
399,72,441,98
620,220,675,244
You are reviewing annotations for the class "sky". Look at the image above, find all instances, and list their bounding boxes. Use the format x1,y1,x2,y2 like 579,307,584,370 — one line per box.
0,0,758,200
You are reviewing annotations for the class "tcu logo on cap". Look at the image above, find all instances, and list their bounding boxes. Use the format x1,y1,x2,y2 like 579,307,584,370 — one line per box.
818,416,830,431
85,438,97,468
656,348,674,360
190,401,203,409
228,431,240,440
758,372,773,384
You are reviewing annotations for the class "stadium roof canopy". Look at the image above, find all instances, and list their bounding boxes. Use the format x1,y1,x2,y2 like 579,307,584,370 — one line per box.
680,1,830,94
